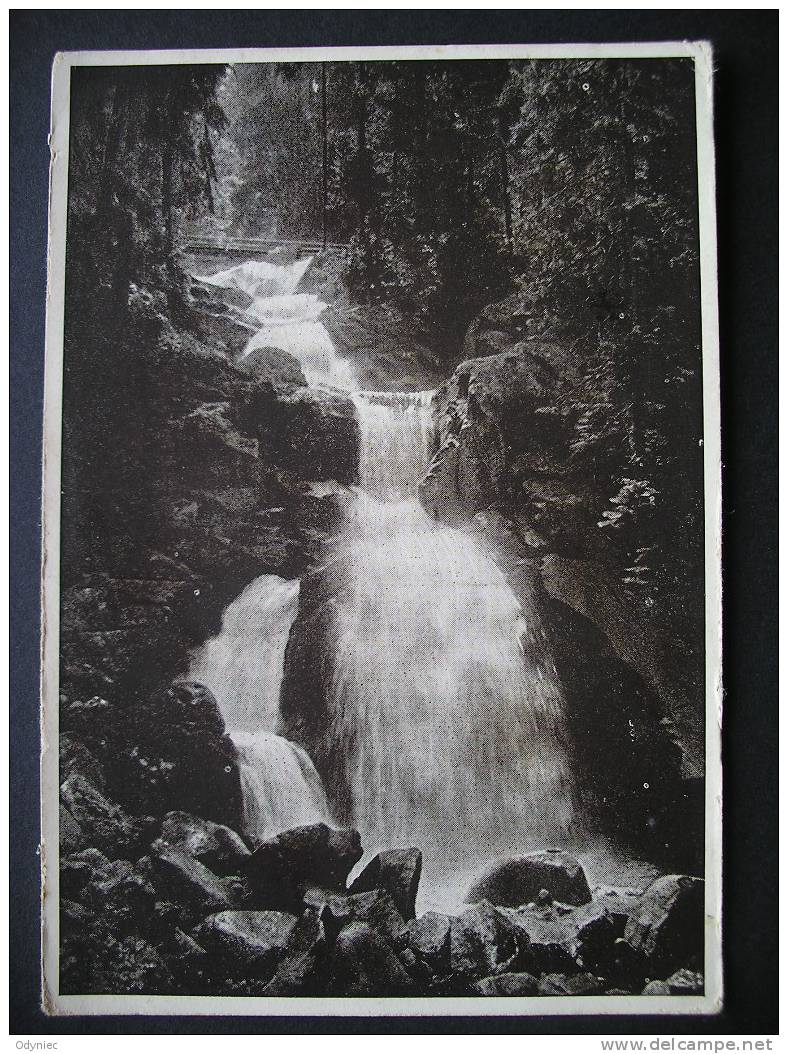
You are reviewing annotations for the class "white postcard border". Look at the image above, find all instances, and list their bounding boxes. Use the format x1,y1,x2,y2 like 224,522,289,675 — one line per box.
40,41,723,1018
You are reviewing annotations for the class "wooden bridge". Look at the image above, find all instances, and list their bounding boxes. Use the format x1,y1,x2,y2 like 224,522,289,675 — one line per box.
179,235,351,257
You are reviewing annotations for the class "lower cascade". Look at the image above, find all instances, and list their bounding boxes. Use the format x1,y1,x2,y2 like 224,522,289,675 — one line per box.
189,573,331,845
191,258,576,888
327,391,576,883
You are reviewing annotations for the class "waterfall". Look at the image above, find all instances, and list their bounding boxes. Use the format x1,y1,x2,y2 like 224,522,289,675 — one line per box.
189,573,330,846
192,255,313,299
326,391,576,886
188,255,348,847
192,254,355,390
188,253,575,889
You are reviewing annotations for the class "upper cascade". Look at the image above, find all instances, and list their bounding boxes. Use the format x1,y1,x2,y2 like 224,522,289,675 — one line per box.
195,253,357,391
192,255,313,299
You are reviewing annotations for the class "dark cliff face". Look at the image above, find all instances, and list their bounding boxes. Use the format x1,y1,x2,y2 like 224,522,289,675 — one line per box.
59,286,359,828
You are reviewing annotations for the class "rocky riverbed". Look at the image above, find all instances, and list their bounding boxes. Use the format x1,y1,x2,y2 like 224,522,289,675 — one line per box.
59,706,704,998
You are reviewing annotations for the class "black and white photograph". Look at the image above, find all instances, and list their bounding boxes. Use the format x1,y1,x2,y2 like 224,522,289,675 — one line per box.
39,42,722,1017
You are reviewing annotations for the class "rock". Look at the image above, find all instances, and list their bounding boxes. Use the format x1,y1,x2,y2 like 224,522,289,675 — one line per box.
60,735,106,791
661,968,704,995
240,346,306,388
574,909,622,974
60,773,138,856
168,681,226,736
158,928,209,991
324,890,407,947
642,979,672,995
642,969,704,996
540,556,704,779
450,900,523,977
592,886,642,928
602,938,649,989
159,811,251,876
472,971,539,996
538,972,605,996
524,941,579,977
406,911,452,972
467,850,592,908
84,859,157,929
59,805,86,855
535,888,553,907
149,839,238,914
327,922,415,996
623,875,704,975
244,823,363,907
60,848,112,899
240,385,359,487
262,907,326,996
348,847,422,920
195,910,297,976
180,402,259,468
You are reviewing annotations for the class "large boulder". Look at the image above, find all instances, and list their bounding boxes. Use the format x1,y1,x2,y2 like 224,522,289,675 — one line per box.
239,346,306,388
538,972,605,996
195,910,297,977
574,907,625,975
240,386,359,487
167,681,226,736
262,907,327,996
159,811,251,876
623,875,704,975
244,823,363,908
472,971,539,996
450,901,523,978
327,922,415,997
541,556,704,780
348,848,422,920
322,890,407,947
60,773,139,856
467,850,592,908
110,681,243,830
406,911,453,974
148,839,239,915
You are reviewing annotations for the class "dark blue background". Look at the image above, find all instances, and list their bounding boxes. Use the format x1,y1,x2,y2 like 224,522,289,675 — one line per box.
10,10,778,1035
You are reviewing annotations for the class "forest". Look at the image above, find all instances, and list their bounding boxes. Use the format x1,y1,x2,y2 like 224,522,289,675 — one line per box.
65,56,703,645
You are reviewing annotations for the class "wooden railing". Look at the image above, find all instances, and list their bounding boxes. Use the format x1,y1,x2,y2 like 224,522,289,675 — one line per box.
179,235,350,255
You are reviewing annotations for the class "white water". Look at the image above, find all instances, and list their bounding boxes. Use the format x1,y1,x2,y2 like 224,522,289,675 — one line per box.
189,574,331,846
192,256,356,390
189,255,576,890
330,392,576,894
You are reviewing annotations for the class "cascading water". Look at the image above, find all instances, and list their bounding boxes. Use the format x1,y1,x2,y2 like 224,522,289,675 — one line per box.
193,255,356,390
188,573,330,847
328,392,575,901
188,254,575,895
187,254,350,847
